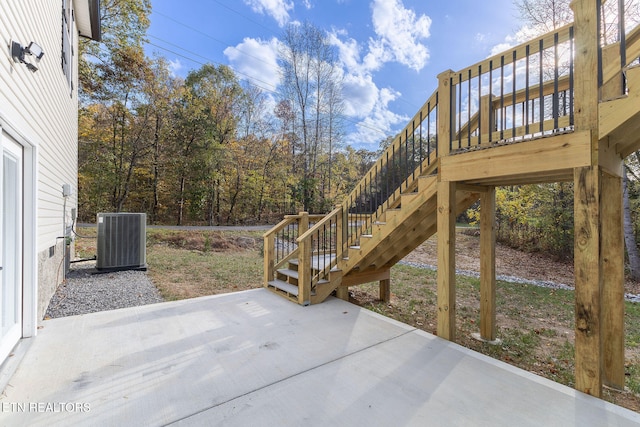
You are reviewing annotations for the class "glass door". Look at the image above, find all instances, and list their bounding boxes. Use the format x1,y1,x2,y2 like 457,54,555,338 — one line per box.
0,136,23,362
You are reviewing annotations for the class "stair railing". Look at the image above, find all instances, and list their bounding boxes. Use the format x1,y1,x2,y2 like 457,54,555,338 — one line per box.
263,212,325,286
342,90,440,251
295,205,343,304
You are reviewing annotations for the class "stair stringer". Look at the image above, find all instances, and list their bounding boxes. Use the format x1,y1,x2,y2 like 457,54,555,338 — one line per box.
599,66,640,158
343,175,438,274
342,173,481,281
310,270,343,305
352,187,480,272
377,190,481,268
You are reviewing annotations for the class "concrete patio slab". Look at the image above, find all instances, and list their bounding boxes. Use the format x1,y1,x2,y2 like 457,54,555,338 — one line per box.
1,288,639,426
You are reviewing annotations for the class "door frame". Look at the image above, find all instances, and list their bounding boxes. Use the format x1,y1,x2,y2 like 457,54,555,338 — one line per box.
0,123,37,345
1,133,23,360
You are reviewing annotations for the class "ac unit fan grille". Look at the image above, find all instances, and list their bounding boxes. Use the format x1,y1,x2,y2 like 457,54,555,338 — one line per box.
96,213,147,271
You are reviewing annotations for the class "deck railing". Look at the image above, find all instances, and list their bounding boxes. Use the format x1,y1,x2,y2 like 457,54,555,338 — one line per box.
447,24,575,152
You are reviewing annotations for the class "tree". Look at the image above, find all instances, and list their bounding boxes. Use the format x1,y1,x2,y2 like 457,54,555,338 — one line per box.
279,21,344,212
514,0,573,31
77,0,155,217
172,64,244,225
79,0,152,101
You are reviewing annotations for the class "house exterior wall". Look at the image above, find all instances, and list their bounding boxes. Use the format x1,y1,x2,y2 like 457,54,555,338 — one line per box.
0,0,82,323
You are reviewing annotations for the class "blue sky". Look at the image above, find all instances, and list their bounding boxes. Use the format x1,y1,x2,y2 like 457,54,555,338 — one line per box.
146,0,523,149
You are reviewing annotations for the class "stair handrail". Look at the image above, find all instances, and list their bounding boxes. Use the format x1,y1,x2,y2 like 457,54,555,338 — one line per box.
263,213,308,285
341,90,440,249
295,205,343,301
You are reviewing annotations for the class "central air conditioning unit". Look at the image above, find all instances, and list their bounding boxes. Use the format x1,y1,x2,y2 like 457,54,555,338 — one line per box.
96,213,147,271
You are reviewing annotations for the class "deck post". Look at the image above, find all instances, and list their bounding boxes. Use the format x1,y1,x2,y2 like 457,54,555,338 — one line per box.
298,212,311,305
437,70,456,157
263,233,274,287
335,204,344,262
436,69,457,341
299,211,309,235
437,180,456,341
571,0,625,396
379,277,391,303
480,186,496,341
573,166,603,396
601,171,625,389
479,94,493,146
336,286,349,301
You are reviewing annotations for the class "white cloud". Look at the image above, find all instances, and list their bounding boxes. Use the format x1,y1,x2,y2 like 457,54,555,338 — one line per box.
168,59,183,76
329,0,432,74
346,86,409,147
369,0,432,71
224,37,281,91
243,0,293,27
328,30,363,74
326,2,429,147
341,73,378,117
489,26,538,56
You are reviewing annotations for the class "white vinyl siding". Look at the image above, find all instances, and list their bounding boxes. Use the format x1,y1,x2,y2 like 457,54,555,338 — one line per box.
0,0,79,253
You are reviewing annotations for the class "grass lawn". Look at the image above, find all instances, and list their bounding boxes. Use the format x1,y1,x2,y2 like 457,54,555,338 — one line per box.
74,227,640,412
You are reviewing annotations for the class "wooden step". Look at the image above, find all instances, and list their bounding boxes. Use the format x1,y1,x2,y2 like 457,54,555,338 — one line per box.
267,279,299,296
417,175,437,193
277,268,299,279
289,255,337,271
278,267,336,284
268,279,318,297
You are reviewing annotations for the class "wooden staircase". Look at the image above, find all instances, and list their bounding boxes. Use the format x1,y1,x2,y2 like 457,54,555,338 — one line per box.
264,15,640,307
262,2,640,400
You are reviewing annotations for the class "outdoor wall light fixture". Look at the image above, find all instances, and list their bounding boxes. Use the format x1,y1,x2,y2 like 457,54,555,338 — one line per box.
11,40,44,72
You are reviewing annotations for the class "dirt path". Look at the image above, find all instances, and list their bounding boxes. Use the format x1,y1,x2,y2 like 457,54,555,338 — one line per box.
402,230,640,296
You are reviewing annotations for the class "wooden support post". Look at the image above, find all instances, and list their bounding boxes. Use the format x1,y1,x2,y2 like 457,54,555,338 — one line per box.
299,211,309,235
480,187,496,341
335,204,344,257
437,70,456,157
379,278,391,303
298,212,311,306
336,286,349,301
574,166,603,396
263,233,274,287
570,0,622,398
600,44,623,101
437,180,456,341
298,240,311,306
601,171,625,389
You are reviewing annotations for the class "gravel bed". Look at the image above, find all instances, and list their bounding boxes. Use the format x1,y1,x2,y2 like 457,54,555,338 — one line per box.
398,260,640,303
45,262,164,319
